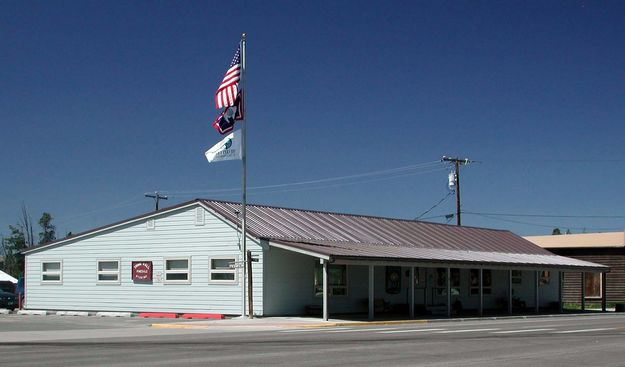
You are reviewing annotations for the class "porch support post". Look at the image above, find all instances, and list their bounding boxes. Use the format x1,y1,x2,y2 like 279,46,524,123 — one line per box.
581,272,586,312
409,266,415,319
601,272,607,312
479,268,483,317
535,270,540,314
446,267,451,318
424,268,428,307
322,259,329,321
368,265,374,321
508,269,513,315
559,271,564,313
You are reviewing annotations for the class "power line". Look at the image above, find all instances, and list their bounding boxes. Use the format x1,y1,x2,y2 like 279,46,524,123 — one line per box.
463,211,625,219
467,212,623,232
163,160,446,196
169,166,450,199
414,191,454,220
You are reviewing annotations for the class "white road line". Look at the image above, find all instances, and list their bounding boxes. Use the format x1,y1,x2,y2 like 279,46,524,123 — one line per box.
378,328,446,334
326,327,398,333
435,328,500,334
279,327,351,333
519,324,563,329
552,328,616,334
492,328,554,334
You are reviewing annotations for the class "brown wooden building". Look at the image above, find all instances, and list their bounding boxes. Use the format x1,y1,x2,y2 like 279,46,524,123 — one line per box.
525,231,625,306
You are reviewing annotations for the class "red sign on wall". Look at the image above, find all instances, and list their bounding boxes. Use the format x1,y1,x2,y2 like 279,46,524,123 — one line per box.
132,261,153,281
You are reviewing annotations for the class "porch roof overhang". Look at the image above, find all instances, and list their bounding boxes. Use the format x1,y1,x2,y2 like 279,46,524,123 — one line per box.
268,239,608,273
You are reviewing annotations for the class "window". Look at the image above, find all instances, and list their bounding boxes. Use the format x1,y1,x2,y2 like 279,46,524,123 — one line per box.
470,269,492,295
511,270,523,284
385,266,402,294
209,257,236,283
97,260,120,283
434,268,460,296
539,271,551,286
41,261,62,284
164,258,191,283
314,263,348,296
585,272,602,299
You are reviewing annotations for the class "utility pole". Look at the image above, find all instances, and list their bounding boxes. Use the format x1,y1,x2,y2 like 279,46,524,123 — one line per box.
442,156,474,226
144,192,168,211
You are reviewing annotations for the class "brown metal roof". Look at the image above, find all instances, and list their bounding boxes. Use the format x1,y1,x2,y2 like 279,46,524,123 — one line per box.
23,198,607,271
202,199,607,272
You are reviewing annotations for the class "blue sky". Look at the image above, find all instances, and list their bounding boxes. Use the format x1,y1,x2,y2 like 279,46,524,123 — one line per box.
1,0,624,240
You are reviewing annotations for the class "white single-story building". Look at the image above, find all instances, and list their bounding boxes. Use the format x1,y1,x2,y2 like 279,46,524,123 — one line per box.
22,199,606,319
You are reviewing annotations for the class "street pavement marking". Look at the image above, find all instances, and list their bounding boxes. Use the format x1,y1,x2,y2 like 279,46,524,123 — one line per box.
435,328,500,334
279,327,351,333
378,328,446,334
552,328,616,334
519,324,563,329
326,327,399,333
492,328,554,334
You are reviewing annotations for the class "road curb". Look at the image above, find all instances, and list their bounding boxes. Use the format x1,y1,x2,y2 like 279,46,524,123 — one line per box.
56,311,90,317
17,310,48,316
151,323,215,330
95,312,135,318
297,319,430,328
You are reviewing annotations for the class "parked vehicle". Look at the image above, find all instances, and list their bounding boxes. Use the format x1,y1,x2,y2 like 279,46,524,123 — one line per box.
0,290,16,310
0,281,15,294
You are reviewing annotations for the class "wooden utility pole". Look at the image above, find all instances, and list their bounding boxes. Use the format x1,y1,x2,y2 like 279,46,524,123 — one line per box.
442,156,474,226
144,192,168,211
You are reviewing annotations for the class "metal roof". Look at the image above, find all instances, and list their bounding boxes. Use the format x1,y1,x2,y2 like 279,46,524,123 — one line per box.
202,200,607,272
525,231,625,249
22,198,607,271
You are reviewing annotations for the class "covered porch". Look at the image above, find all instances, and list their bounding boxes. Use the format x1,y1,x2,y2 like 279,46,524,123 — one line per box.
316,259,609,321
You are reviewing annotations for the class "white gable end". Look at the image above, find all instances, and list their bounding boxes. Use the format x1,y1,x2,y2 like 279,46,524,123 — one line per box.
25,205,263,315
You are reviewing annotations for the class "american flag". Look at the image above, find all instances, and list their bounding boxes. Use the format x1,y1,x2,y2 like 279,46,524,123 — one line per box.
215,45,241,109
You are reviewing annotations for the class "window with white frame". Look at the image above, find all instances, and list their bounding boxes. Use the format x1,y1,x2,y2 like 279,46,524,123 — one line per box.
314,262,348,296
41,261,62,283
164,258,191,283
97,259,120,283
209,257,236,283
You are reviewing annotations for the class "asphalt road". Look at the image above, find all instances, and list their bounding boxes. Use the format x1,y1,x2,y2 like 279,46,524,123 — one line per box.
2,314,625,366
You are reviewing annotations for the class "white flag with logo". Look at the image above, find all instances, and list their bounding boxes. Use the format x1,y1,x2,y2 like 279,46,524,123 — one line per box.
205,129,242,163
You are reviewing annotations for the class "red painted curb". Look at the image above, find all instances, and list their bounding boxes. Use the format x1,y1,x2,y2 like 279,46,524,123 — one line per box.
180,313,225,320
138,312,178,319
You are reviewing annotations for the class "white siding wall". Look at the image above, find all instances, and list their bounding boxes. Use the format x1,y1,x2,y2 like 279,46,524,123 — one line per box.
264,248,371,315
263,247,316,315
25,205,264,315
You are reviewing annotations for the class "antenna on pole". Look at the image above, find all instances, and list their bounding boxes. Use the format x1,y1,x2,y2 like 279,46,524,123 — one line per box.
144,191,168,211
441,156,475,226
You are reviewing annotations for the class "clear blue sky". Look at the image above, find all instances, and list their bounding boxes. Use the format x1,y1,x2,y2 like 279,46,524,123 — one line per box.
1,0,624,240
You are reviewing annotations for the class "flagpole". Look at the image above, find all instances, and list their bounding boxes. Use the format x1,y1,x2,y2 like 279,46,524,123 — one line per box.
240,33,248,319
